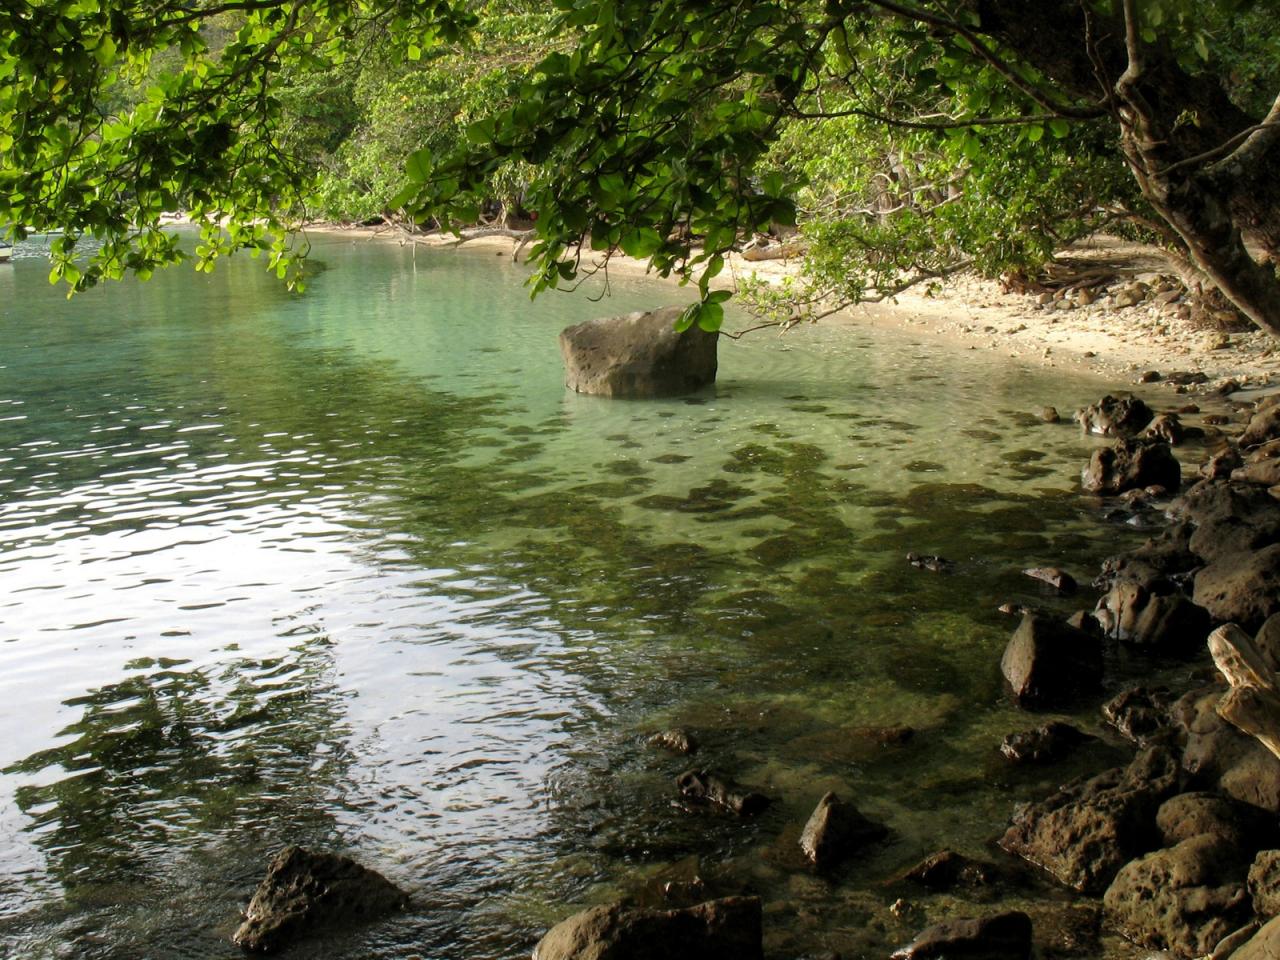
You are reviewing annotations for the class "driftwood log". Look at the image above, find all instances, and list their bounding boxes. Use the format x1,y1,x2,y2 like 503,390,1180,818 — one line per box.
1210,623,1280,761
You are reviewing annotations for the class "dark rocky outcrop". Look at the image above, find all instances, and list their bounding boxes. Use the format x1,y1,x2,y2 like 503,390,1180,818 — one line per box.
999,721,1090,764
1093,579,1209,649
532,896,763,960
1250,850,1280,918
1142,413,1188,445
1095,523,1197,590
890,910,1032,960
1081,438,1181,495
798,792,889,868
1193,544,1280,630
1000,613,1102,707
1102,833,1251,958
1172,685,1280,813
232,846,407,954
898,850,999,890
1077,395,1154,437
1155,792,1278,852
1171,480,1280,563
1102,686,1174,745
675,769,769,816
559,306,718,398
1240,397,1280,448
1233,459,1280,487
998,746,1180,893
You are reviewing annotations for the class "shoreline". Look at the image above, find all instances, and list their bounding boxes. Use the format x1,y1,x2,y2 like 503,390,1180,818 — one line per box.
302,222,1280,398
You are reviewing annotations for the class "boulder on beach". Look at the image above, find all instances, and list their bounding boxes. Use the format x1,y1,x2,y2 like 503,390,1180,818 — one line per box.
1076,394,1154,437
559,306,718,398
1102,833,1251,958
1081,438,1181,495
1093,579,1209,650
1250,850,1280,919
998,746,1180,893
1172,685,1280,813
232,846,407,954
1193,544,1280,630
531,896,763,960
1156,792,1278,852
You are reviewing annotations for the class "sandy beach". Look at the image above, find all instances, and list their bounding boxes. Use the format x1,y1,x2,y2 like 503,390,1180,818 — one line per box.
304,222,1280,398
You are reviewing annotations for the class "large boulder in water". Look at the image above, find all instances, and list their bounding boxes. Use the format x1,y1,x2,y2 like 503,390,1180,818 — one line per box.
232,846,407,953
1000,613,1102,707
798,791,889,868
1081,438,1181,495
559,306,718,398
891,910,1033,960
1076,394,1154,437
532,896,762,960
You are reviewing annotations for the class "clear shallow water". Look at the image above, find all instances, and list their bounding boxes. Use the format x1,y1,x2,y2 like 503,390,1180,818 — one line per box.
0,236,1153,958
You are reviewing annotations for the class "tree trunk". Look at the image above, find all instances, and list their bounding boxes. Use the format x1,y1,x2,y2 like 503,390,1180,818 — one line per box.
969,0,1280,339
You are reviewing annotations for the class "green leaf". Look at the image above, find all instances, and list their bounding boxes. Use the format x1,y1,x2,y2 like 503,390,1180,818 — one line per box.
405,148,434,183
1048,119,1071,139
674,303,699,332
696,301,724,332
619,226,662,258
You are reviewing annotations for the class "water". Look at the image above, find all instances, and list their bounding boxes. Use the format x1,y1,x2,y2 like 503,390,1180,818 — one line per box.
0,235,1160,958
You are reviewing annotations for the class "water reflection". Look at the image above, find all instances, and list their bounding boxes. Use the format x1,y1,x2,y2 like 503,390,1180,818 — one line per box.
0,238,1154,958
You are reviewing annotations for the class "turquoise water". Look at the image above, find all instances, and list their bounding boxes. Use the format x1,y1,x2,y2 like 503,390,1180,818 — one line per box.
0,236,1153,958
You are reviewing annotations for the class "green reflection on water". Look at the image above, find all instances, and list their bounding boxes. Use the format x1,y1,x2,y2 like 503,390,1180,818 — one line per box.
0,238,1165,959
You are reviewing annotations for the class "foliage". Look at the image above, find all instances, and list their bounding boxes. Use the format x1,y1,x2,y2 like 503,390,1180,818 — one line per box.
2,0,1278,333
0,0,476,292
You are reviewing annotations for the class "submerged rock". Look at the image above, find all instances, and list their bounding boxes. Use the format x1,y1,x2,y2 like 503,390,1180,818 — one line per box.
559,306,718,398
532,896,763,960
648,728,699,755
798,792,888,868
891,910,1032,960
999,721,1090,764
907,552,954,572
897,850,998,890
1021,567,1077,593
675,769,770,816
998,746,1179,893
232,846,407,954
